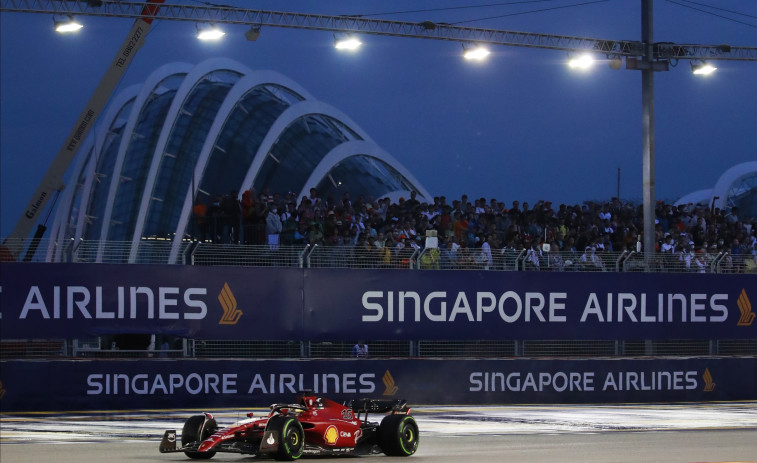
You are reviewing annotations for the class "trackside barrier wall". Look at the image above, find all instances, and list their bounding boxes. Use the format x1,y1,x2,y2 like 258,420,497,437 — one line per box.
0,263,755,340
1,262,756,411
1,357,755,412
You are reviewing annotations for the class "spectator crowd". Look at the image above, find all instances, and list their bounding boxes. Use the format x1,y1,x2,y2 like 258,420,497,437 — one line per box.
190,187,757,273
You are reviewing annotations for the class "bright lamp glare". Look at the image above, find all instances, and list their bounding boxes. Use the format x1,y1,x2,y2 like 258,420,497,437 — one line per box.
335,37,362,50
693,63,717,75
197,26,225,41
55,20,83,33
463,46,490,60
568,54,595,69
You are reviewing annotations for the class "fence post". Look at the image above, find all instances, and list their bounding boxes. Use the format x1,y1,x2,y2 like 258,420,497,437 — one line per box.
190,241,201,265
645,340,653,355
709,339,717,355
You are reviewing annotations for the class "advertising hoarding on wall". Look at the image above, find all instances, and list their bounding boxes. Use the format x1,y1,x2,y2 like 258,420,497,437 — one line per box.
0,357,754,412
1,263,754,340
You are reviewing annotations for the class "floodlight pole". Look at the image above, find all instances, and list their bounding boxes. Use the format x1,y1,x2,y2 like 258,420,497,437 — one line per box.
641,0,656,264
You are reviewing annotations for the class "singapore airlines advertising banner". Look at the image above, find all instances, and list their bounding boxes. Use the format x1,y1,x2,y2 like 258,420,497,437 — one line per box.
0,263,304,340
0,357,754,411
0,263,754,340
304,269,756,340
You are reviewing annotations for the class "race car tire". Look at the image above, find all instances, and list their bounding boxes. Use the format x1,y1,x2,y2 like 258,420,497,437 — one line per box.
267,415,304,461
378,414,419,456
181,415,218,459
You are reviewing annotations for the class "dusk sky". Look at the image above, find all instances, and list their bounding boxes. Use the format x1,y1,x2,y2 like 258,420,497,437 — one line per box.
1,0,755,238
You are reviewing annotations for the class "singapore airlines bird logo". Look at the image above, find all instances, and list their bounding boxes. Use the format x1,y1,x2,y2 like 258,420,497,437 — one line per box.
737,289,755,327
382,370,399,396
702,368,716,392
218,283,243,325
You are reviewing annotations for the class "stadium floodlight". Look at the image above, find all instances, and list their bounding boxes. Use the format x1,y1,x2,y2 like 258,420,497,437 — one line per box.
691,60,717,76
607,55,623,70
245,25,261,41
462,43,490,61
334,34,362,50
54,16,83,33
568,53,595,70
196,23,225,41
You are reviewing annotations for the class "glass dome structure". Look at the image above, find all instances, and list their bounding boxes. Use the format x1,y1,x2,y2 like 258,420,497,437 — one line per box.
47,58,430,263
675,161,757,220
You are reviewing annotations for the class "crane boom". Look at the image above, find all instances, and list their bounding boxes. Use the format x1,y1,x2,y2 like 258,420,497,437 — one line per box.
2,0,164,261
4,0,757,60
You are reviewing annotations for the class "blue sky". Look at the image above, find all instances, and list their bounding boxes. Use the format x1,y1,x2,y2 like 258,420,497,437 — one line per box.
1,0,755,238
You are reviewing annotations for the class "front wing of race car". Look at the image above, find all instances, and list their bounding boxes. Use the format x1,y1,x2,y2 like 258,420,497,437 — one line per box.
160,430,259,455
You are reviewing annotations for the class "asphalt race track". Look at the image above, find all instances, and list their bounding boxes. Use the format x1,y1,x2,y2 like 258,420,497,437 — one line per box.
2,403,757,463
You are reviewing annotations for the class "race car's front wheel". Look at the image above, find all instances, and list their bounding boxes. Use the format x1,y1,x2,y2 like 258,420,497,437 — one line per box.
379,414,419,456
267,415,304,461
182,414,218,459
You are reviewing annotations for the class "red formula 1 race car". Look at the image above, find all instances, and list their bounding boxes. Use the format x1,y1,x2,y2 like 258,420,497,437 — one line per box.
159,392,419,460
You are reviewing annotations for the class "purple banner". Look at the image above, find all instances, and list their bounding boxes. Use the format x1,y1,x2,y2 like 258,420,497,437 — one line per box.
0,357,754,411
0,263,304,340
303,269,757,341
1,263,755,340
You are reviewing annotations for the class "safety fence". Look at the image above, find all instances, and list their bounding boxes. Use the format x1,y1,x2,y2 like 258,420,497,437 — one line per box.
4,338,757,360
4,238,753,273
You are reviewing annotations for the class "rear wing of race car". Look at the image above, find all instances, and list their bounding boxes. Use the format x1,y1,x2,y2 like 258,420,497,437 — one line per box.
344,398,410,415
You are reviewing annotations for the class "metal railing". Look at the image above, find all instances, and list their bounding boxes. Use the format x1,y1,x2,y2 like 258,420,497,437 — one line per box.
190,242,309,267
4,338,757,360
3,238,753,274
308,245,418,269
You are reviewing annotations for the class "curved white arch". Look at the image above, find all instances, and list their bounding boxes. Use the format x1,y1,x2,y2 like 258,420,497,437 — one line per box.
711,161,757,210
97,62,193,261
71,85,142,251
239,100,377,194
129,58,251,262
167,71,315,262
49,85,141,261
300,140,432,201
47,140,94,261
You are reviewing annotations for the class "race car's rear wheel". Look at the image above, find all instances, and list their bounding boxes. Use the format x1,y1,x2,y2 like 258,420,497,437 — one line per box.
267,415,304,461
379,414,419,456
182,414,218,459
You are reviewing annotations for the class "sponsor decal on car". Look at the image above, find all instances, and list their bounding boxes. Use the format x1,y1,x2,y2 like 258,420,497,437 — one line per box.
353,428,362,445
260,431,278,451
324,425,339,445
